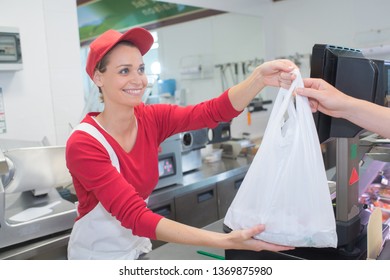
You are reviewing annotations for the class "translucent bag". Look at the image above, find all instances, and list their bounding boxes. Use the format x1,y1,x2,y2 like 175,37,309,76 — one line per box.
224,69,337,248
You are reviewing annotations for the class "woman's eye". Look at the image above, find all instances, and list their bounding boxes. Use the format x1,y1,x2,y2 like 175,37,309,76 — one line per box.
138,66,145,74
119,68,129,74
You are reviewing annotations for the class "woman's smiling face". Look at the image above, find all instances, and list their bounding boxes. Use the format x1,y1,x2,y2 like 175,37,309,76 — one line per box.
94,42,148,107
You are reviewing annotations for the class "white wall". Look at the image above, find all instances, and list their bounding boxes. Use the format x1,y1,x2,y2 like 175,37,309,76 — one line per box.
261,0,390,59
157,13,264,103
157,0,390,139
0,0,84,146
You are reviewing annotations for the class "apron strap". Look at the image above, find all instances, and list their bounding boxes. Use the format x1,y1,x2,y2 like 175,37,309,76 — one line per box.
73,122,120,172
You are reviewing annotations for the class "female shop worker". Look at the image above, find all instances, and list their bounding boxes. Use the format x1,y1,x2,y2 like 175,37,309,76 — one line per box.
66,27,297,260
296,78,390,139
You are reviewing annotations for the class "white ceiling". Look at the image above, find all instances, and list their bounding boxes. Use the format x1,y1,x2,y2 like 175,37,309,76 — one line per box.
161,0,278,16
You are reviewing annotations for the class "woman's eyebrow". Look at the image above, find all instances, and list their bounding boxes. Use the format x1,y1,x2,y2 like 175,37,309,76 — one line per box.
116,63,145,68
116,63,133,68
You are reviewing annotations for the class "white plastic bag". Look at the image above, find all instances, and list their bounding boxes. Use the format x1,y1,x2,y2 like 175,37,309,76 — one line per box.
224,69,337,248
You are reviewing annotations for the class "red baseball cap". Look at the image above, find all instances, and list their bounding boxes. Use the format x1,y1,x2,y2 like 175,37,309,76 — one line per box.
85,27,154,79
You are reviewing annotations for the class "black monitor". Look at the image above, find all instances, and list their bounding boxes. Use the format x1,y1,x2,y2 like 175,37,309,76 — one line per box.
310,44,390,144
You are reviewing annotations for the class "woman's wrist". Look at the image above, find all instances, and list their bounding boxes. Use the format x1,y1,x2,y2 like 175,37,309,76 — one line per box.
248,67,266,92
205,231,233,249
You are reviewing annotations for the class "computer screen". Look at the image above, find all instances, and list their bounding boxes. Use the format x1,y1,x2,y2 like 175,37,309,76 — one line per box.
310,44,389,143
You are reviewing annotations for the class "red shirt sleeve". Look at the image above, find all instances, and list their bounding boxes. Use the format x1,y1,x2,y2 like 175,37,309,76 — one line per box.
141,89,242,143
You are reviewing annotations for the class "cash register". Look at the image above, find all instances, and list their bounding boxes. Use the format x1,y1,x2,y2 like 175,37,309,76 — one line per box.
225,44,390,260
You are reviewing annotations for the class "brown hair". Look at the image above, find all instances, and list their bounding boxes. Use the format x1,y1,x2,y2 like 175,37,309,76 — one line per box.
94,41,137,102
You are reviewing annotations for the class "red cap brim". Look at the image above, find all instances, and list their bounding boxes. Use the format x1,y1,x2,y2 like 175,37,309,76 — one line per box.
86,27,154,79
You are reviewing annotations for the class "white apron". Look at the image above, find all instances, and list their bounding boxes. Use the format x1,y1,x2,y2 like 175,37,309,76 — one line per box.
67,122,152,260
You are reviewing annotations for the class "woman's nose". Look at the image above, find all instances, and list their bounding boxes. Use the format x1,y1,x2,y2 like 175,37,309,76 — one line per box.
129,74,146,86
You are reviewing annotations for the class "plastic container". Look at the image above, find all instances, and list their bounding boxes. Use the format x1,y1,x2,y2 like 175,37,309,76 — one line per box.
204,149,223,163
158,79,176,96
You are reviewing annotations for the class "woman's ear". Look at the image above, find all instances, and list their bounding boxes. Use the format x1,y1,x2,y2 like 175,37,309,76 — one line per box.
93,71,103,87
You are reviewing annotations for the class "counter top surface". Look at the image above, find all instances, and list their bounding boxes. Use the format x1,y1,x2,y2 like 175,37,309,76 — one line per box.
140,219,226,260
148,156,251,205
3,152,390,260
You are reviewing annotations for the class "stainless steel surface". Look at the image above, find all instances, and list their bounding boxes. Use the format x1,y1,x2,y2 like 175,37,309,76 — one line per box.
0,230,70,260
181,149,202,173
219,138,254,159
0,149,8,175
216,173,245,218
366,146,390,162
0,187,77,249
140,219,225,260
1,157,251,259
156,134,183,190
4,146,72,195
149,156,251,207
361,133,390,145
175,184,218,228
180,129,208,173
336,138,360,222
0,146,77,249
0,138,47,150
366,153,390,162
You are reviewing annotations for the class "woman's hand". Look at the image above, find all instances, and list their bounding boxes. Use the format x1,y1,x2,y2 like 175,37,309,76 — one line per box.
156,218,293,253
225,224,294,252
228,59,297,111
254,59,297,89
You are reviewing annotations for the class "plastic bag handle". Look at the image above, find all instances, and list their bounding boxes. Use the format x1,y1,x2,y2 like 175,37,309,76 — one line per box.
272,69,304,125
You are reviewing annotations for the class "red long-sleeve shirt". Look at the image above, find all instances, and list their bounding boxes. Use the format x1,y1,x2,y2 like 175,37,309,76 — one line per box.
66,90,241,240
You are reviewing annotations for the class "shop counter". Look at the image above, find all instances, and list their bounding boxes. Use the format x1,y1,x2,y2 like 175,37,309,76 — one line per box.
0,157,251,260
140,219,226,260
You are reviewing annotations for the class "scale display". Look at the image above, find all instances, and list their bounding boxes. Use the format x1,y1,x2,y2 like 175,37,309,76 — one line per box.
158,156,175,178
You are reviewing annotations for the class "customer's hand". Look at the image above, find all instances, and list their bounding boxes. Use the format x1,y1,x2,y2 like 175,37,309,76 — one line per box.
296,78,351,118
